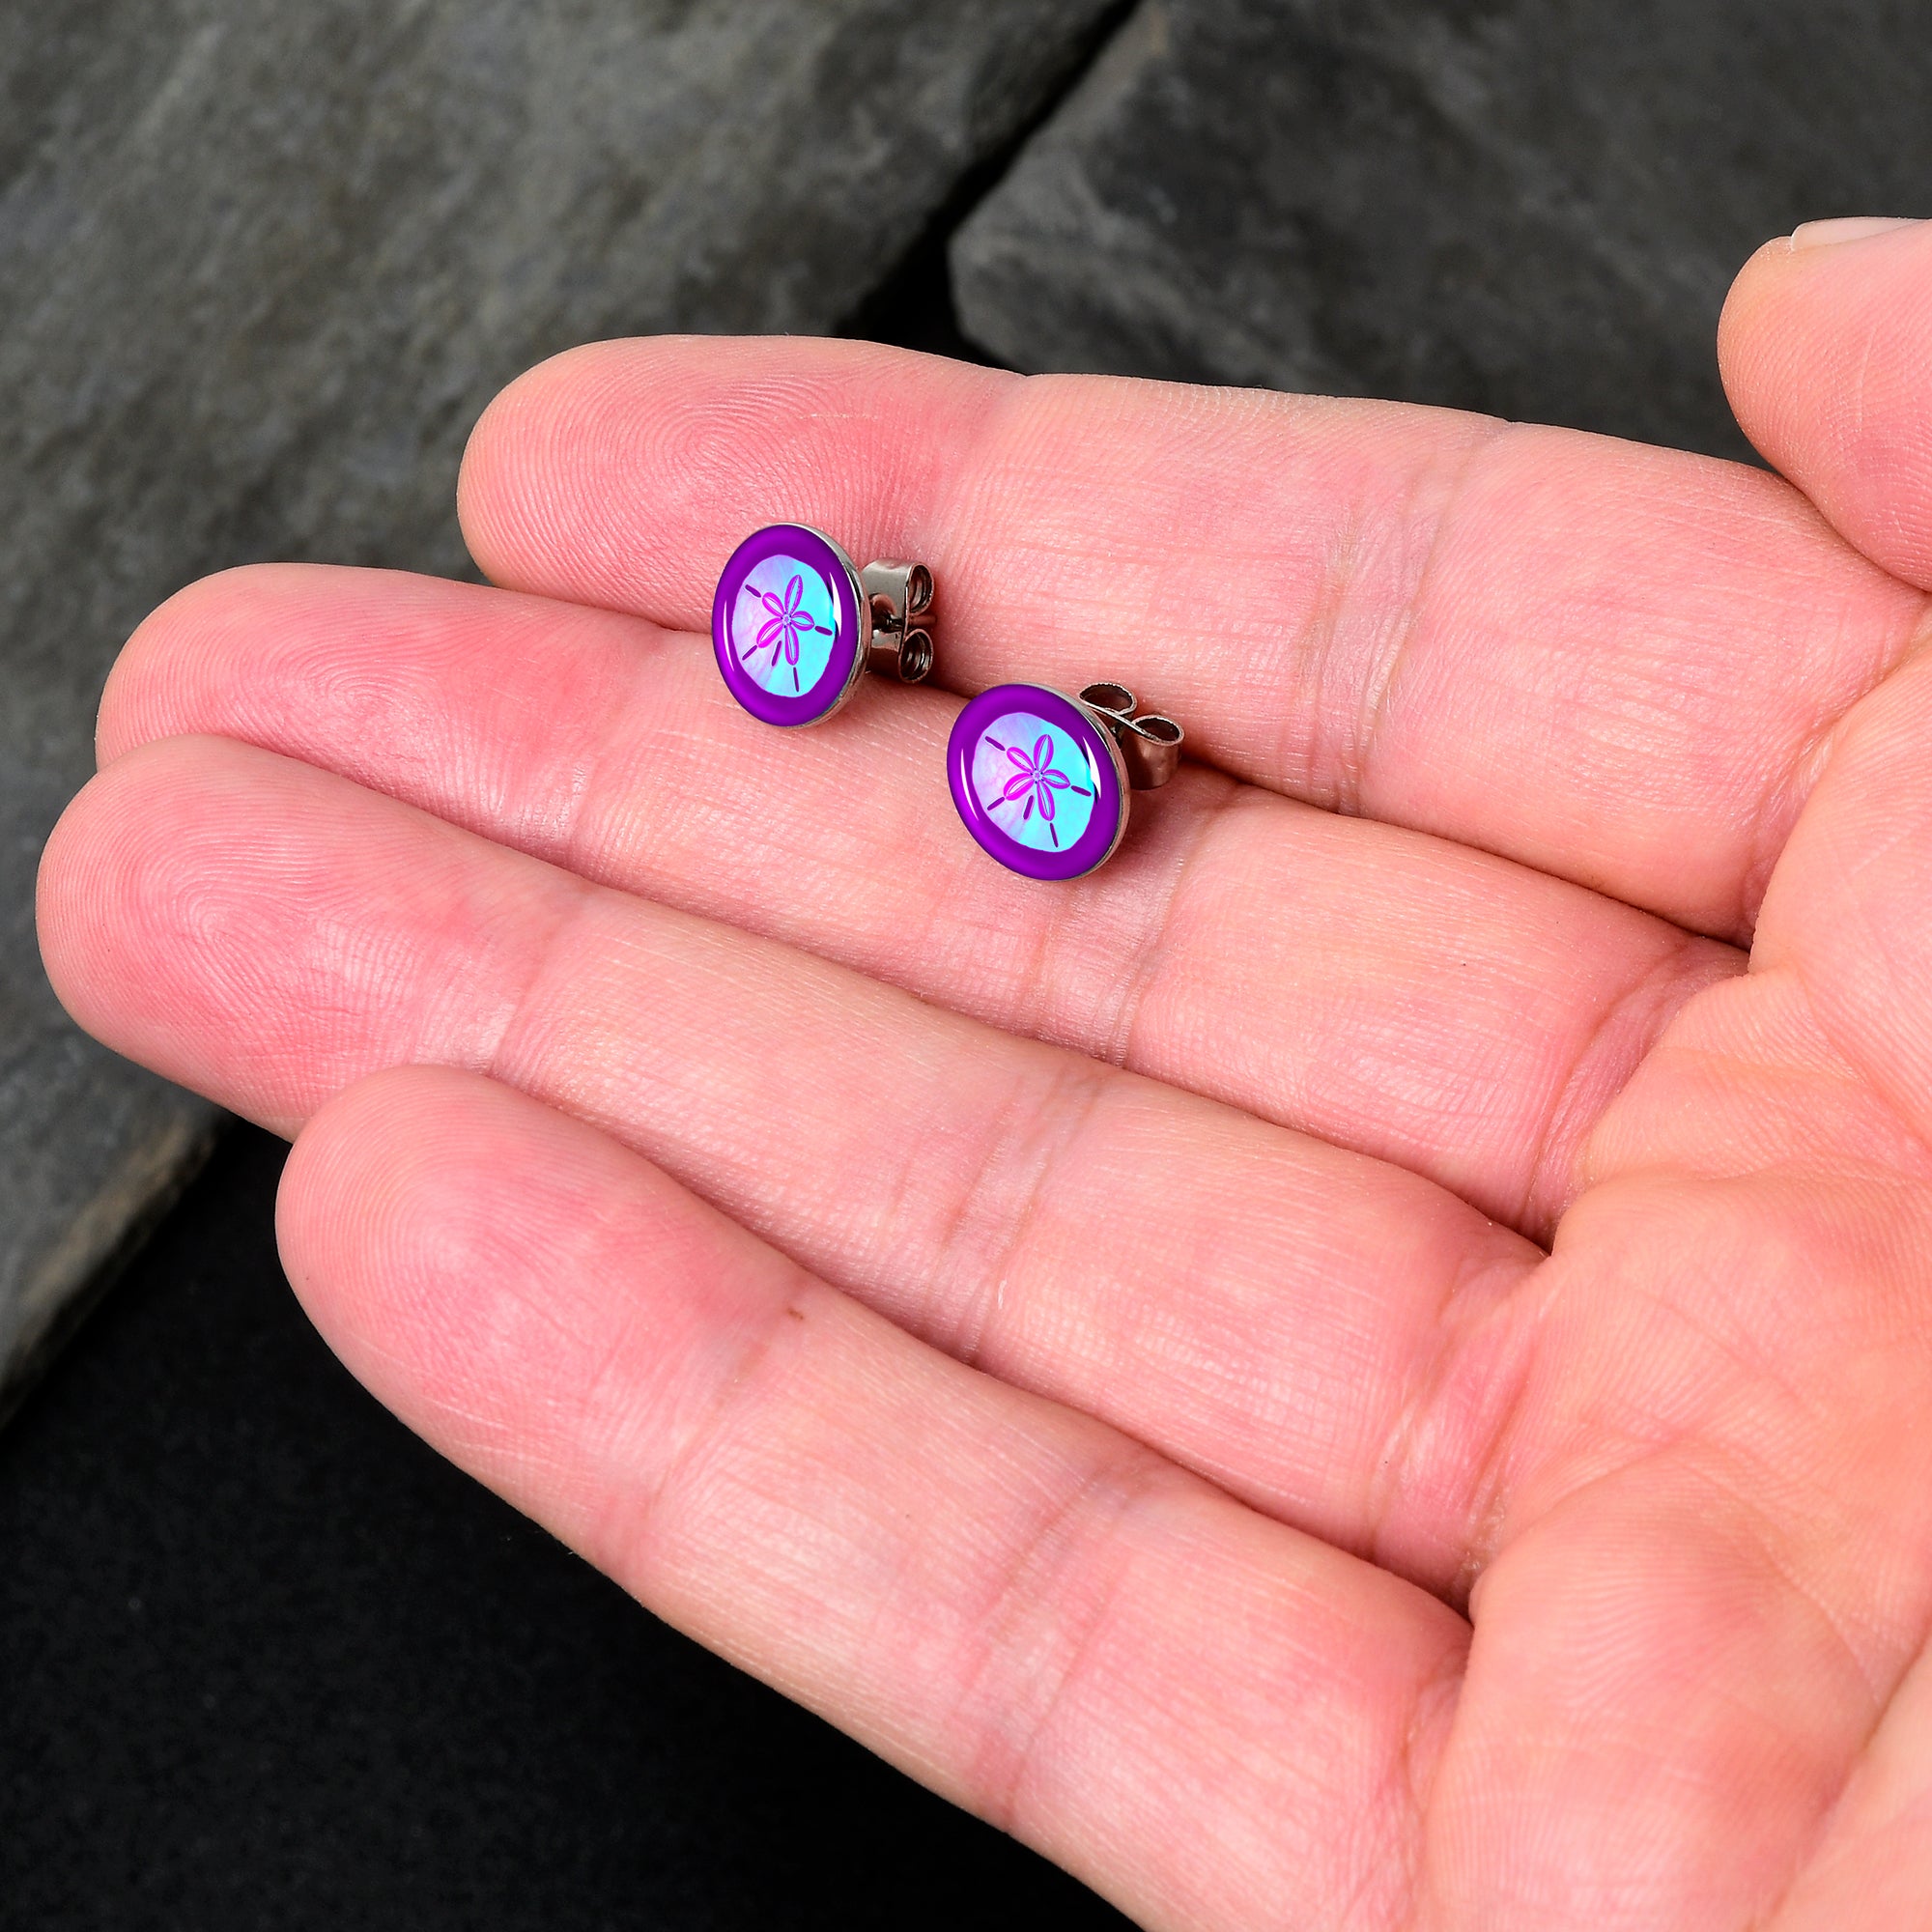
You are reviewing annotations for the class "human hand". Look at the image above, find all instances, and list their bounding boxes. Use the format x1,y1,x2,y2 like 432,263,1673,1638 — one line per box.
37,218,1932,1929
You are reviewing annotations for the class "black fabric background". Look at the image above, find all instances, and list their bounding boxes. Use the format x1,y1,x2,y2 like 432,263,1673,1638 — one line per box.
0,1125,1130,1929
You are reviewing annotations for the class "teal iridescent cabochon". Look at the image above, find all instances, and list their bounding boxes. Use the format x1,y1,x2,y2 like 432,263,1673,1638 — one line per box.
967,709,1101,854
730,552,840,697
947,684,1128,880
712,525,864,726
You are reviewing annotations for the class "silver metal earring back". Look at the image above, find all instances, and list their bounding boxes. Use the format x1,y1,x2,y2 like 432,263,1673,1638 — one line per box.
1077,683,1183,789
861,560,935,683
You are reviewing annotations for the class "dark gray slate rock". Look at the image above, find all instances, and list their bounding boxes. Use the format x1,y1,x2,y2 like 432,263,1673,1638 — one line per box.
952,0,1932,460
0,0,1120,1412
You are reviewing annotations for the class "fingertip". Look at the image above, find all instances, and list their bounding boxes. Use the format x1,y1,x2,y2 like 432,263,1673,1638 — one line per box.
455,333,1009,620
456,338,632,591
276,1064,784,1543
98,563,340,766
276,1065,513,1407
280,1063,758,1350
1715,235,1792,362
37,737,212,1044
1714,239,1800,473
36,734,437,1135
275,1067,607,1500
37,762,124,1034
1718,219,1932,586
457,335,784,597
98,569,227,766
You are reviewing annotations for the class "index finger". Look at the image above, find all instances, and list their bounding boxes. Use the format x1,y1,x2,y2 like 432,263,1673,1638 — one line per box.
457,336,1925,940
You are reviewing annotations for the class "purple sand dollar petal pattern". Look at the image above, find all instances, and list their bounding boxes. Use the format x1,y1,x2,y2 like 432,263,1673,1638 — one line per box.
972,708,1097,853
989,727,1087,837
752,573,829,671
732,553,840,696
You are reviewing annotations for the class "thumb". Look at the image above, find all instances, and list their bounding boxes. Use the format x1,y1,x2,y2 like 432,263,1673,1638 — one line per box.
1719,217,1932,589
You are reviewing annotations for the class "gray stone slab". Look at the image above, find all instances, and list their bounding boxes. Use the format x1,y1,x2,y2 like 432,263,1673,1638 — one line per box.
0,0,1121,1412
952,0,1932,461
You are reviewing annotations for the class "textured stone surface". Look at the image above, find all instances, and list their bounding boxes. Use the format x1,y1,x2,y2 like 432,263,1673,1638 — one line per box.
0,0,1121,1410
953,0,1932,460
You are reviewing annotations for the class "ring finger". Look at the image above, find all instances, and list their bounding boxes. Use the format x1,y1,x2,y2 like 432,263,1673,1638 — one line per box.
43,732,1544,1589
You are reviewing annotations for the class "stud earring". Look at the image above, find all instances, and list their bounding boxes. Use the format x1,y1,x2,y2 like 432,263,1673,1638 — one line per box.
947,681,1183,881
713,523,934,726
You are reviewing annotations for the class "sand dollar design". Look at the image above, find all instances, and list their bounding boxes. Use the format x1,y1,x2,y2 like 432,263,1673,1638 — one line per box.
968,709,1099,854
731,554,838,696
947,684,1128,881
712,524,864,726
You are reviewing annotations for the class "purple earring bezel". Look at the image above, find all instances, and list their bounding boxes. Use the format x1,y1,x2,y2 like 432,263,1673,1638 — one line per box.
947,684,1129,882
713,523,867,727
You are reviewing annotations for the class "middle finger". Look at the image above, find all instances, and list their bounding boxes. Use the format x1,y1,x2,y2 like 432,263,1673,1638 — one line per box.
99,563,1742,1236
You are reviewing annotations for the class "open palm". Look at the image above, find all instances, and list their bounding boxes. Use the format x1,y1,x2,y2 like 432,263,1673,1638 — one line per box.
39,222,1932,1928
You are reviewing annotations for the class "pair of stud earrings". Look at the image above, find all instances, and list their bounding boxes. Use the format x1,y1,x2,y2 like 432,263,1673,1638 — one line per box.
712,523,1182,881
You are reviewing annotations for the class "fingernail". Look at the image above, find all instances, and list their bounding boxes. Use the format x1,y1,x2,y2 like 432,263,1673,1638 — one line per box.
1790,216,1922,249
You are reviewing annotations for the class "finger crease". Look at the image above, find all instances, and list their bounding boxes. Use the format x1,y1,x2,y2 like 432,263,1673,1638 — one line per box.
1109,770,1251,1071
1344,418,1514,817
952,1446,1179,1835
1737,588,1932,942
1371,1243,1549,1600
922,1056,1116,1371
591,1268,836,1584
478,874,606,1090
1524,928,1741,1235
